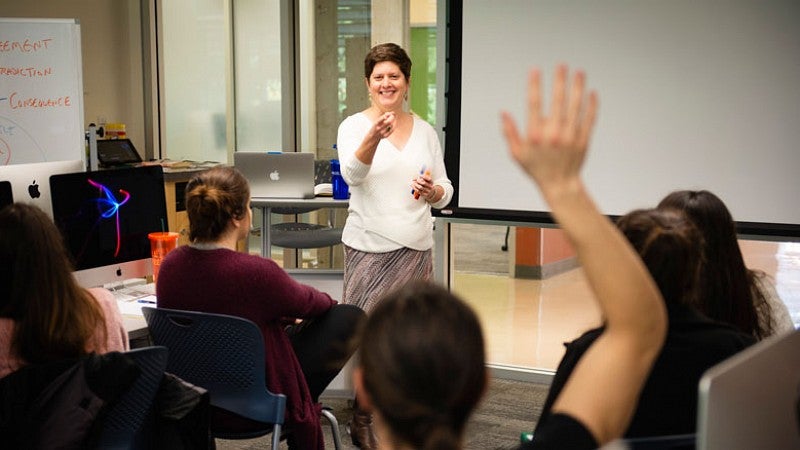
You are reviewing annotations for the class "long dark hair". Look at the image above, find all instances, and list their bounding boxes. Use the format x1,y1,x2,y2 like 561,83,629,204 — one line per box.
616,209,703,308
357,281,486,450
658,190,771,339
0,203,106,364
185,166,250,243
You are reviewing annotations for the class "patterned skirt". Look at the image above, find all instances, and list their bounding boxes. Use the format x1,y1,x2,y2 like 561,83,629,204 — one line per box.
342,245,432,314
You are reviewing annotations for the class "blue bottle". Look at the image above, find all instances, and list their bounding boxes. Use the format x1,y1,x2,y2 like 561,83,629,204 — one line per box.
330,158,349,199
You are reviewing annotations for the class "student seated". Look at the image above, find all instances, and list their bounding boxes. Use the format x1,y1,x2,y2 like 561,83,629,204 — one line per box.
155,165,364,450
352,281,487,450
535,208,756,438
0,203,129,378
658,190,795,339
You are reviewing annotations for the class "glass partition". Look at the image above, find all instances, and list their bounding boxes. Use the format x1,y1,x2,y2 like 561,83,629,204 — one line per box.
233,0,284,152
162,0,227,162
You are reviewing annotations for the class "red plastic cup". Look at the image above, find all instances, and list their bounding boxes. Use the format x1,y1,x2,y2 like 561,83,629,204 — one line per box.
148,232,179,286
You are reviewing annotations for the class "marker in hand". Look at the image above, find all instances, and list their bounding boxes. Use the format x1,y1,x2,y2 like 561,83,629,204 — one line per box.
412,165,430,200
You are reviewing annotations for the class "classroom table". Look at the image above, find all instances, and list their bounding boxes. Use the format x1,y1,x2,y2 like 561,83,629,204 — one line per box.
114,283,156,347
249,196,349,259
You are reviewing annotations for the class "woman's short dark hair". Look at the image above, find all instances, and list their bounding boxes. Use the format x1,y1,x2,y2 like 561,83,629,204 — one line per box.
616,208,704,307
357,281,486,450
364,42,412,80
185,166,250,243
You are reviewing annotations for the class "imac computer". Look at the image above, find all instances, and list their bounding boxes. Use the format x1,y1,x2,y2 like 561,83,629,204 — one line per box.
49,165,168,288
0,160,85,217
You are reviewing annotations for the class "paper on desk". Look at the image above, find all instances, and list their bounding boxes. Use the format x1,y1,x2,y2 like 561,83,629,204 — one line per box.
117,295,157,316
315,183,332,196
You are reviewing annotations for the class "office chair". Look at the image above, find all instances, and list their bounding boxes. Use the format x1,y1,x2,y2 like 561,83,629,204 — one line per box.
142,307,343,449
92,346,169,450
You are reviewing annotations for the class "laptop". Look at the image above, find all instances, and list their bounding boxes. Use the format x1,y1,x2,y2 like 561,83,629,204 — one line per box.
696,329,800,450
0,180,12,210
96,138,143,167
234,152,315,199
0,160,85,217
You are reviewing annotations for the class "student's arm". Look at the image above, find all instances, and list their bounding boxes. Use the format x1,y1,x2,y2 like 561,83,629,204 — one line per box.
501,65,667,445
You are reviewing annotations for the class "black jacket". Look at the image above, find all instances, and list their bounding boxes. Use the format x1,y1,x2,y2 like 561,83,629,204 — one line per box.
535,303,756,438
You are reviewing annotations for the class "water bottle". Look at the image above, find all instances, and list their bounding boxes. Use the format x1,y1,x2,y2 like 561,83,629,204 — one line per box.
330,158,349,199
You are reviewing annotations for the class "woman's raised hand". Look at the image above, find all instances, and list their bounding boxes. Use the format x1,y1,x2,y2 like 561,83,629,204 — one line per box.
501,65,597,199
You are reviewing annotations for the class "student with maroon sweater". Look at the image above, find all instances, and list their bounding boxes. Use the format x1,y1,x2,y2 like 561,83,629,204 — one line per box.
156,165,364,450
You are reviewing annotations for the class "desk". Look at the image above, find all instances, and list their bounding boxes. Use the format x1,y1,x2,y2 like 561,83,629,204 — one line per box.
250,197,349,258
123,313,149,346
112,282,155,347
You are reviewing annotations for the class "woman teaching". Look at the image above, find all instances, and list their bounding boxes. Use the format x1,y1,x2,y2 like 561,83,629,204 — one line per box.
336,42,453,449
336,42,453,314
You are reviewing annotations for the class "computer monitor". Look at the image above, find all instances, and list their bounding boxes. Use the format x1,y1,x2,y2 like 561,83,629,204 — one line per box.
697,329,800,450
50,166,168,288
0,160,85,217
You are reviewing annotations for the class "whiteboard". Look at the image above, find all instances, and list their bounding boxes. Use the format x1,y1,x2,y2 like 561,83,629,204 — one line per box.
444,0,800,236
0,18,85,165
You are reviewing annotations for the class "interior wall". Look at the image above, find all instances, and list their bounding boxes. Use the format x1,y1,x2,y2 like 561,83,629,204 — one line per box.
2,0,147,158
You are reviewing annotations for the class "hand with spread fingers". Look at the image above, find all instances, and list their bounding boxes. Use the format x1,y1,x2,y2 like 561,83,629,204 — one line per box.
501,65,597,202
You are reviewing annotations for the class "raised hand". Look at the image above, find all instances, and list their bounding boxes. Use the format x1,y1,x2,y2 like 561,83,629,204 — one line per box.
501,65,597,198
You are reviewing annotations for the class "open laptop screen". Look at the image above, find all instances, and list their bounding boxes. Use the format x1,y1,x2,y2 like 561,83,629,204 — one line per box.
97,139,143,167
234,152,315,199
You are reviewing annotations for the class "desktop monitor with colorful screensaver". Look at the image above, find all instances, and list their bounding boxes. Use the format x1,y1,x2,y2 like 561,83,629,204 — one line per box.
49,165,168,288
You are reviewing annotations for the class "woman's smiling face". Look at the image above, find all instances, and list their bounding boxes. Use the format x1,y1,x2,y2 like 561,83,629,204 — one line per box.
366,61,408,112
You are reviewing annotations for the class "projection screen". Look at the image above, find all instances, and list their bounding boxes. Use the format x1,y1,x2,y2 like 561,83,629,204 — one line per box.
441,0,800,238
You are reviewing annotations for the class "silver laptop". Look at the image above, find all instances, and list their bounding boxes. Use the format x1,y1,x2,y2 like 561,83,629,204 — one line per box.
0,160,85,217
234,152,315,199
697,328,800,450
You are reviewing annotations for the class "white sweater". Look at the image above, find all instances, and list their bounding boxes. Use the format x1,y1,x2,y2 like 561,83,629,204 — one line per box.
336,113,453,252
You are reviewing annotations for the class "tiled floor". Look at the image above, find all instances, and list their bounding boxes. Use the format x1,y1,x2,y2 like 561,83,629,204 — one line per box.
267,222,800,374
453,239,800,371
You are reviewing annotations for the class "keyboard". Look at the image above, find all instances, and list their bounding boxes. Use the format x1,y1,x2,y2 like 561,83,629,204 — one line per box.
108,282,156,303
